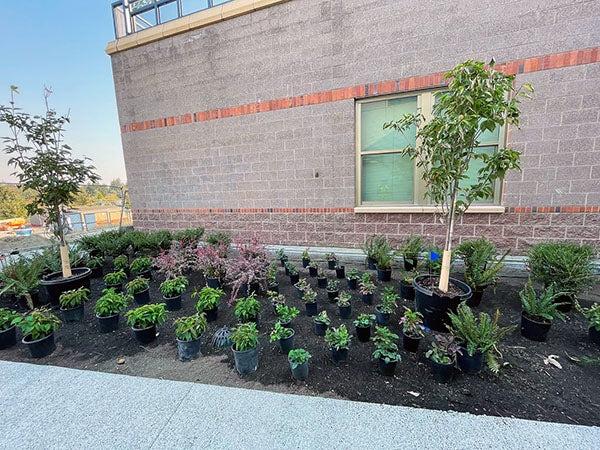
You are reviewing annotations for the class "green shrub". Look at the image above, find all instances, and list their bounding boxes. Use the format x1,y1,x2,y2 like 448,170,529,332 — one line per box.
104,270,127,286
192,286,224,312
401,235,423,262
126,277,150,295
372,326,400,363
276,304,299,323
125,303,167,329
0,256,43,308
455,238,507,290
130,256,152,275
375,243,394,270
269,321,293,342
325,252,337,262
337,291,351,307
86,256,104,269
174,313,207,341
159,276,189,298
581,303,600,332
302,288,317,304
519,279,566,322
346,268,360,281
206,231,231,248
326,279,340,292
234,293,261,322
94,289,131,317
354,314,375,328
362,235,389,261
14,307,61,340
172,227,204,246
113,255,129,271
399,307,424,337
230,322,259,351
378,287,398,314
288,348,311,369
325,324,351,350
301,248,310,260
294,278,310,292
314,311,330,325
0,308,21,331
59,287,90,309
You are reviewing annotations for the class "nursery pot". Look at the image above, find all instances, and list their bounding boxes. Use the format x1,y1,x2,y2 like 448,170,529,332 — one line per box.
19,289,48,310
305,302,318,317
90,266,103,279
414,275,472,332
362,293,373,305
317,277,327,289
327,290,339,302
280,319,292,329
377,267,392,282
378,358,397,376
290,360,309,381
133,288,151,305
457,348,484,374
106,282,123,292
430,360,454,383
279,329,295,354
335,266,345,279
328,260,336,270
374,306,390,325
177,337,201,361
284,266,290,276
133,269,152,281
268,283,279,294
0,326,17,350
164,294,182,312
521,313,552,342
232,346,258,375
404,258,417,271
206,277,221,289
330,347,348,363
302,258,310,268
22,332,56,358
400,280,415,301
132,324,157,344
41,268,91,306
554,293,573,313
97,314,119,333
339,304,352,319
313,321,328,336
250,281,261,294
347,278,357,290
402,332,421,353
467,287,486,308
356,325,371,342
366,257,377,270
308,267,318,277
589,327,600,346
60,304,84,323
205,306,219,322
289,273,300,284
295,286,304,299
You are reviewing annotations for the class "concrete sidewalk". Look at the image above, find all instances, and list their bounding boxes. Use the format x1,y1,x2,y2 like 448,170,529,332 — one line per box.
0,361,598,449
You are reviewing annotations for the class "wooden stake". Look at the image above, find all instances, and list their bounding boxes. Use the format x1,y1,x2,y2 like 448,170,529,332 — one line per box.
60,244,72,278
438,250,452,292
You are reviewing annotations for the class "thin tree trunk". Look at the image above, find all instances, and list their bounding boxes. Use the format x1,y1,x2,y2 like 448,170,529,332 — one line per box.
57,207,72,278
438,188,457,292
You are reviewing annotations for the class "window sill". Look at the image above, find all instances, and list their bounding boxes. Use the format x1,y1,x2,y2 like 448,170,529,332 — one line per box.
354,205,506,214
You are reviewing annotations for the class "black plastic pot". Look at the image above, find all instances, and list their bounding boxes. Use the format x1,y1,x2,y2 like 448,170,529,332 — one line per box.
305,302,318,317
328,260,336,270
206,277,221,289
327,290,339,302
366,257,377,270
41,268,91,306
106,282,123,293
268,283,279,294
290,360,309,380
378,358,397,376
339,304,351,319
90,266,103,279
400,281,415,301
249,281,261,294
430,359,454,383
295,286,304,299
205,306,218,322
317,277,327,288
330,347,348,363
238,283,249,298
280,257,287,267
308,267,318,277
289,273,300,284
335,266,345,279
314,321,328,336
97,314,119,333
347,278,358,290
284,266,290,276
402,332,421,353
133,269,152,281
22,332,56,358
457,348,484,374
467,288,485,307
233,346,258,375
60,304,84,323
132,324,157,344
590,327,600,346
377,267,392,282
133,288,151,305
302,258,310,268
177,337,201,361
0,325,17,350
404,258,417,271
356,325,371,342
164,294,182,311
521,313,551,342
413,275,472,332
554,294,573,312
18,289,48,310
362,293,373,305
374,306,390,325
279,330,295,354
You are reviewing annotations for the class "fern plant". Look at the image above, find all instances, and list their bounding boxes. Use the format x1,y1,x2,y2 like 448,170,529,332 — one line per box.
455,238,508,290
519,279,566,322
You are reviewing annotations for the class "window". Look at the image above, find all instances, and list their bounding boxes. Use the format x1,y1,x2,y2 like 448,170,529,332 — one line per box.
355,91,505,211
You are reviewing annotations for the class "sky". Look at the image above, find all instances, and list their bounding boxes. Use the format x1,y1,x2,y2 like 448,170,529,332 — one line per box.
0,1,126,184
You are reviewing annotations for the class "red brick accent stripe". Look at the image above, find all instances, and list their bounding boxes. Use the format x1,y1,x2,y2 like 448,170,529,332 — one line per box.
121,47,600,134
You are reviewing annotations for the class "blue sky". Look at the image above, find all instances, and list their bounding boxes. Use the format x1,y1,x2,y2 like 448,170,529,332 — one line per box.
0,1,126,184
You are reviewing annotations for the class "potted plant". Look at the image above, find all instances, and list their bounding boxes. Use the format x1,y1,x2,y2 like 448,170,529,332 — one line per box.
372,326,401,376
86,256,104,279
353,314,375,342
375,287,398,325
335,265,346,279
58,287,89,322
426,334,460,383
287,263,300,285
400,271,417,301
193,286,224,322
225,240,270,300
276,248,288,267
325,324,351,363
400,236,422,271
519,280,566,342
14,307,61,358
385,60,530,331
456,238,507,307
581,303,600,346
0,256,45,309
326,279,340,302
234,293,261,325
313,311,330,336
276,304,299,328
308,261,319,277
126,277,151,305
94,288,130,333
196,244,226,288
358,273,375,305
528,242,595,312
104,270,127,292
375,244,394,282
1,87,98,305
400,308,424,352
303,288,318,317
337,291,352,319
294,278,310,299
0,308,21,350
325,253,338,270
362,235,388,270
346,268,360,290
288,348,311,380
447,303,514,374
174,313,207,361
316,267,328,288
130,256,153,280
113,255,129,273
266,262,279,292
230,322,259,375
301,249,311,268
125,303,167,344
268,291,286,314
159,275,189,311
270,321,295,354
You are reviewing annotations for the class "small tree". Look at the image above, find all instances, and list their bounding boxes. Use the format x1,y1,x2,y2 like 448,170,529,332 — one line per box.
0,86,99,277
384,60,532,292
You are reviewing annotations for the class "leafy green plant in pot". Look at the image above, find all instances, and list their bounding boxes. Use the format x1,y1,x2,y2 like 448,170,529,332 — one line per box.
0,308,21,350
267,291,286,314
113,255,129,273
230,322,259,375
316,267,327,289
375,287,398,325
174,313,207,361
276,304,299,328
426,334,460,383
337,291,352,319
303,288,318,317
104,270,127,292
385,60,531,332
234,293,261,326
288,348,311,381
326,279,340,302
325,324,351,363
266,262,278,292
94,288,131,333
325,252,338,270
400,235,423,271
353,314,375,343
580,303,600,346
362,235,389,270
447,303,514,374
519,280,566,342
358,273,376,305
192,286,224,322
301,248,311,268
346,268,360,290
313,311,330,336
270,321,295,354
159,276,189,311
14,307,61,358
294,278,310,299
58,287,90,322
335,264,346,280
375,242,394,282
125,303,167,345
308,261,319,277
400,270,417,301
1,87,98,304
372,326,401,376
126,277,151,305
287,263,300,284
86,255,105,279
0,256,45,309
130,256,153,280
399,308,424,353
276,248,288,267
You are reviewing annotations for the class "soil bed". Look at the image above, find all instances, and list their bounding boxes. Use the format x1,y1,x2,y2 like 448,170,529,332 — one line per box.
1,262,599,426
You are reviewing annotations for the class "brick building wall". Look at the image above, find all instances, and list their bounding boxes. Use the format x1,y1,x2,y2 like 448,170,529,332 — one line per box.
110,0,600,253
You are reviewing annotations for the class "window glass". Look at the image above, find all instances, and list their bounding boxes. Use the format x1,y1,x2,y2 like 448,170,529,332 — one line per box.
459,146,496,202
181,0,210,16
360,97,417,152
361,153,414,203
159,2,179,23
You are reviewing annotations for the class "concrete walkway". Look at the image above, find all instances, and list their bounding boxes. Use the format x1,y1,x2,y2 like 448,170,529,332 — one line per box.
1,361,598,449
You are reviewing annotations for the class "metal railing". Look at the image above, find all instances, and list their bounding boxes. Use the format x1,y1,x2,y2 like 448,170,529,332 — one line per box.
111,0,232,38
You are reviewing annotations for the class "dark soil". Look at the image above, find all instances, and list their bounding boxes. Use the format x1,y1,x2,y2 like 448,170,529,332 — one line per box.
2,262,600,426
419,275,466,297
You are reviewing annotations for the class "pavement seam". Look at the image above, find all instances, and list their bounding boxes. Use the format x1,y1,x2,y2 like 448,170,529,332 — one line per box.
147,383,194,450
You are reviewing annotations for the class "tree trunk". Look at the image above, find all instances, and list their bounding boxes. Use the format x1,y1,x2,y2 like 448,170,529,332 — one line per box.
57,208,72,278
438,190,457,292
